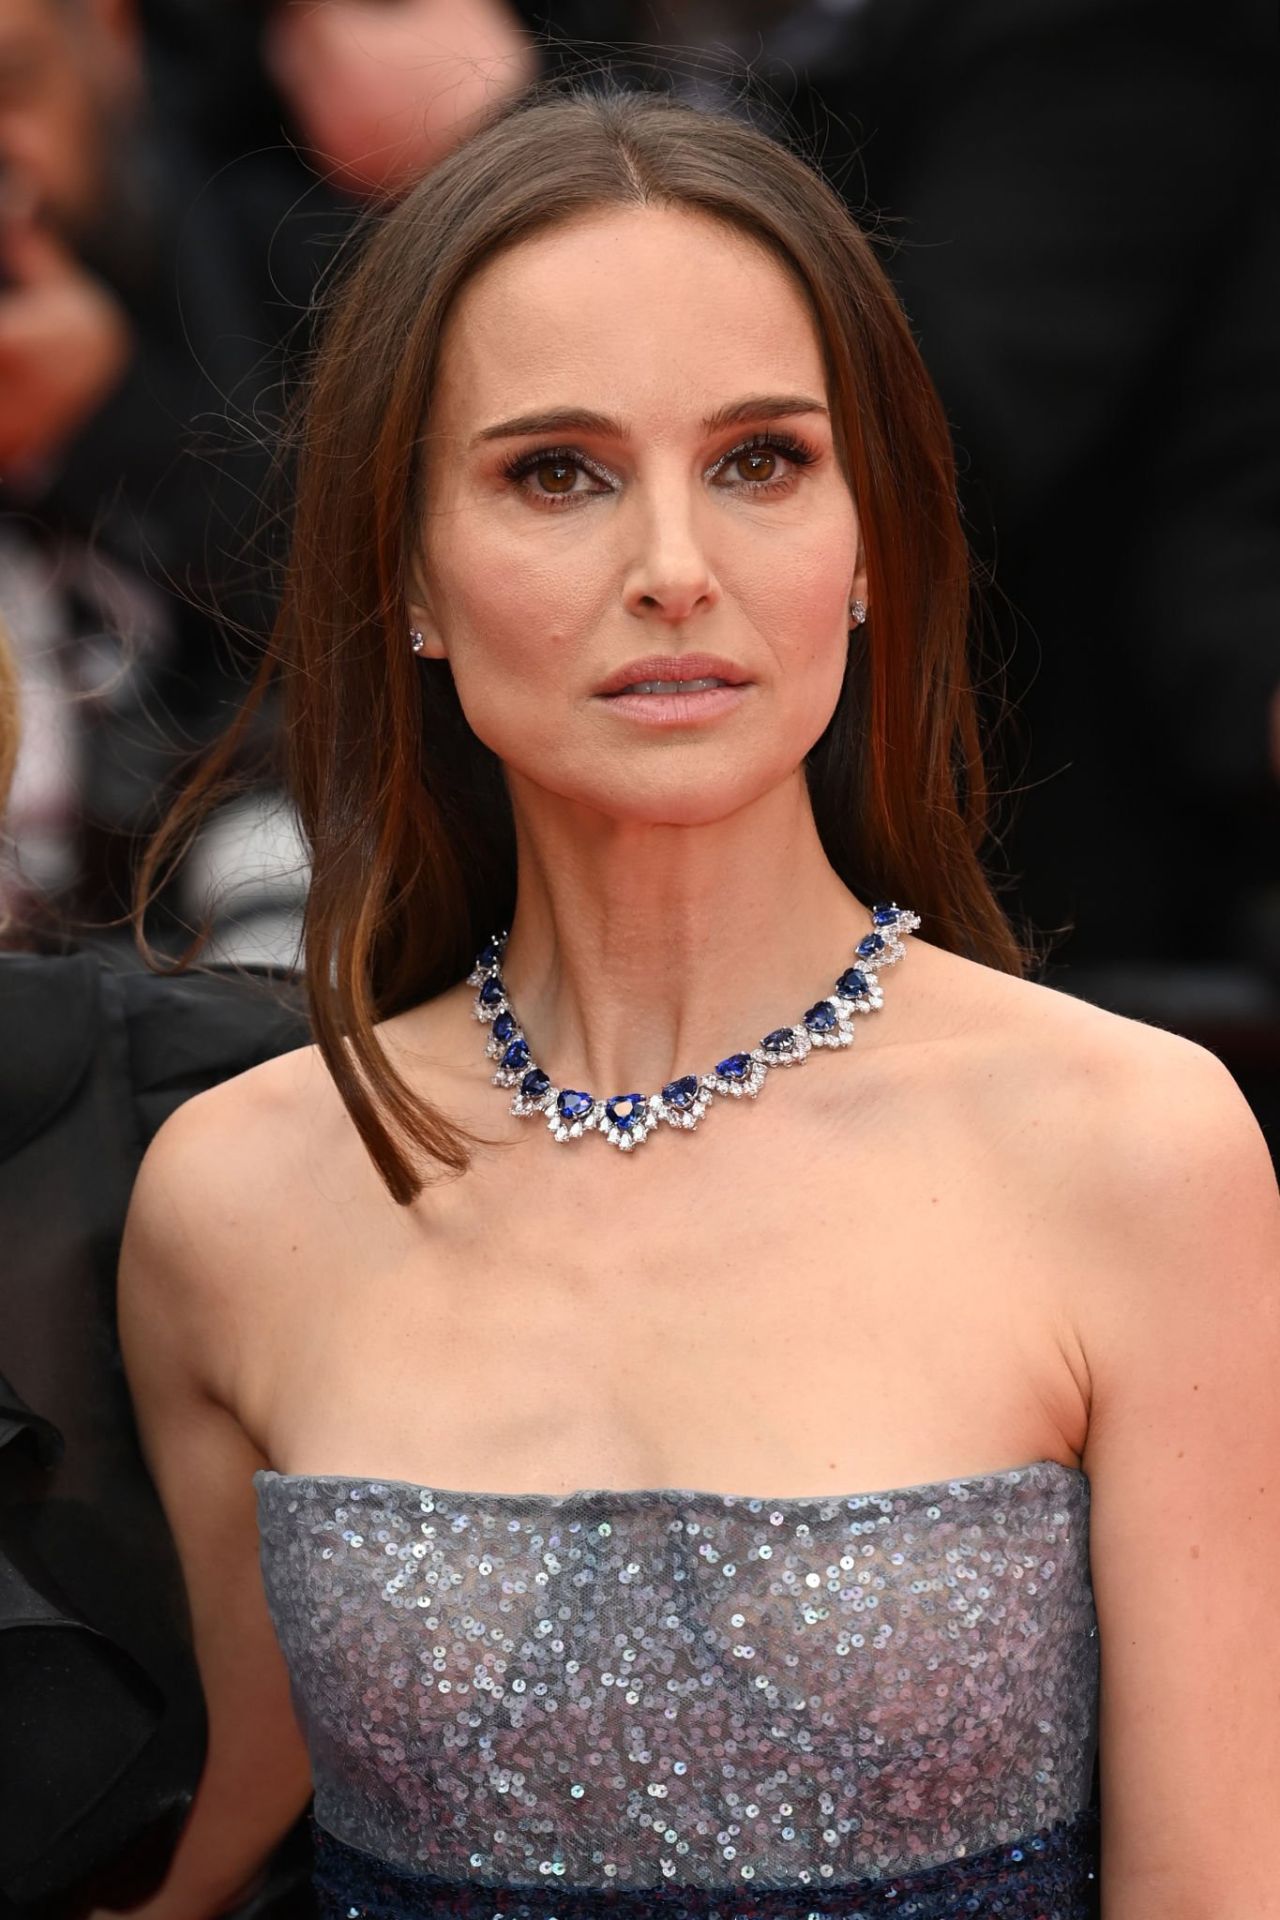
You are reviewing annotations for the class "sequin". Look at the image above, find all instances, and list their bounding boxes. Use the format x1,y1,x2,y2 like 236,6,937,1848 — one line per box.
256,1462,1098,1911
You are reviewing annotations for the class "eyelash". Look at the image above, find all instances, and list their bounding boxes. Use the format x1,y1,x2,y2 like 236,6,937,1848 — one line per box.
501,431,818,508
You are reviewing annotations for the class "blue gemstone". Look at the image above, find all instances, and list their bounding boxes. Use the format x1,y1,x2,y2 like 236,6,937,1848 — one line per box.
804,1000,838,1032
520,1068,550,1099
557,1088,593,1121
715,1053,752,1081
856,932,886,959
493,1011,517,1042
661,1074,700,1109
477,939,503,970
479,976,504,1007
604,1093,645,1129
871,902,901,926
836,967,870,997
501,1038,530,1071
762,1027,795,1053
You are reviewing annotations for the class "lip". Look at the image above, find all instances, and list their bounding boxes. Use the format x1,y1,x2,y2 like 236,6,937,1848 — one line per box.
598,684,751,728
593,653,751,699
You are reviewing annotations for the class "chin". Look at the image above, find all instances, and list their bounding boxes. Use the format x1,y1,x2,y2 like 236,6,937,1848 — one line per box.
547,756,805,830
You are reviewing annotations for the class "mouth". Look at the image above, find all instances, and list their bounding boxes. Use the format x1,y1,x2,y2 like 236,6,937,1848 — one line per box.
611,675,729,695
594,654,750,700
592,654,752,731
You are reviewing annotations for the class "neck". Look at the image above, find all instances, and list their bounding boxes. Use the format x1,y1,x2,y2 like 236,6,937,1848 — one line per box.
499,772,870,1094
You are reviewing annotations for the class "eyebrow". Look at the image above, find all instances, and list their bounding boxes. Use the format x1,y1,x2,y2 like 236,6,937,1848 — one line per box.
471,393,829,446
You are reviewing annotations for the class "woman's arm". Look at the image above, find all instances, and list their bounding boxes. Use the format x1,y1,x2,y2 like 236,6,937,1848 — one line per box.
112,1100,314,1918
1077,1027,1280,1914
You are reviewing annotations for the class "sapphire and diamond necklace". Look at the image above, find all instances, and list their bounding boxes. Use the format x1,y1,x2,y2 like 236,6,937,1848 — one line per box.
469,903,920,1152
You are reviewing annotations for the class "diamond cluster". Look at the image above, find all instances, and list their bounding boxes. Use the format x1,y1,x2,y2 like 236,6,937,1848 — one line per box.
468,904,920,1153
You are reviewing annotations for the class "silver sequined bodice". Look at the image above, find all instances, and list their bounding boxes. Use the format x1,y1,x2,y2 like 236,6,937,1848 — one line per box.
256,1461,1097,1889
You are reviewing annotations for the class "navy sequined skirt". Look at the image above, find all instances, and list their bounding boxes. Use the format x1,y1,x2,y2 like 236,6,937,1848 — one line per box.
313,1811,1100,1920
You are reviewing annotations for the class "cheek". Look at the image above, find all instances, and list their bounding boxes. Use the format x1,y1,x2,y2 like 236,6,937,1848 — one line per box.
768,560,853,653
429,516,594,682
746,511,858,703
426,524,605,766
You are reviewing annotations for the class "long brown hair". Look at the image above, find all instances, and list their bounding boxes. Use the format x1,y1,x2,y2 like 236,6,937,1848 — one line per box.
145,83,1031,1203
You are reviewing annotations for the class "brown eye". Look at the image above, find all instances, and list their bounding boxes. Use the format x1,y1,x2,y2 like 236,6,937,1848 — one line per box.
734,448,778,483
535,460,578,494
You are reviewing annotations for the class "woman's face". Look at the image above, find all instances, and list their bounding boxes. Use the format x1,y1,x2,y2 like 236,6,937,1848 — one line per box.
415,205,863,828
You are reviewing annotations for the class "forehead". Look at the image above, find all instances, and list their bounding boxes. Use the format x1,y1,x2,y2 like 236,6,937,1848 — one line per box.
433,205,828,433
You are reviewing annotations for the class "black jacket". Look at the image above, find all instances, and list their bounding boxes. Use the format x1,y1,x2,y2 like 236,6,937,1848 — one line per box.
0,954,309,1915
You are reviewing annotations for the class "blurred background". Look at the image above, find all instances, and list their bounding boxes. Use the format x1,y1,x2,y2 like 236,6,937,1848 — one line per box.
0,0,1276,1143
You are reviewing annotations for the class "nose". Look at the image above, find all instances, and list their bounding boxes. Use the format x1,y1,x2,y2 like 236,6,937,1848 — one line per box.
622,487,722,624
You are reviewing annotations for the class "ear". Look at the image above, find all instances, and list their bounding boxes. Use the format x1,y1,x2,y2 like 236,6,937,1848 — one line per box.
849,540,869,623
406,573,448,660
406,614,447,660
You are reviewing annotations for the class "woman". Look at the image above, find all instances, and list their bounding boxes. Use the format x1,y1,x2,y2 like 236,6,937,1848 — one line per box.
117,87,1279,1919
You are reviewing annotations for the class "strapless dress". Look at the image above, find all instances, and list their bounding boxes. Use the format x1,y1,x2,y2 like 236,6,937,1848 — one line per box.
255,1459,1099,1918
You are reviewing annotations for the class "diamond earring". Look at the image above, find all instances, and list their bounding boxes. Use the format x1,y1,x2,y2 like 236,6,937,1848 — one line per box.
849,598,867,628
409,627,426,655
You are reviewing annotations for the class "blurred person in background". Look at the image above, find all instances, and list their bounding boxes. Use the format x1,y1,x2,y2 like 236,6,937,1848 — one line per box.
262,0,537,202
140,0,535,205
0,0,342,935
0,0,532,956
0,611,312,1915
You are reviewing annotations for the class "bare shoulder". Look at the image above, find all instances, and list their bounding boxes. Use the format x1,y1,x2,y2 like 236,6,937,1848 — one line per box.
128,1039,343,1237
918,941,1278,1284
926,936,1268,1134
120,1041,354,1368
1006,958,1266,1191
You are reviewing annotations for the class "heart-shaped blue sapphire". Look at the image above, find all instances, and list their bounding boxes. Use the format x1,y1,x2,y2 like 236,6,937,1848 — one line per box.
501,1038,530,1072
803,1001,838,1033
493,1012,517,1043
604,1094,645,1130
476,939,503,970
520,1068,551,1099
715,1053,752,1081
556,1088,593,1122
871,903,901,927
835,967,870,998
479,976,505,1007
856,933,886,959
761,1028,795,1053
661,1075,700,1109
